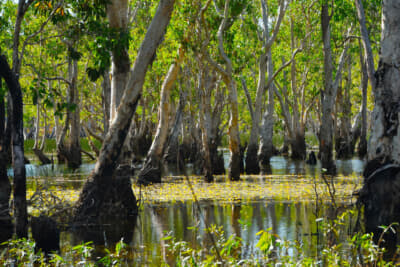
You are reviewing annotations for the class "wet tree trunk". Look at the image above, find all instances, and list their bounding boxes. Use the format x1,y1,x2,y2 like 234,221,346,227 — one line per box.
0,78,12,242
138,47,184,185
74,0,175,224
0,54,27,238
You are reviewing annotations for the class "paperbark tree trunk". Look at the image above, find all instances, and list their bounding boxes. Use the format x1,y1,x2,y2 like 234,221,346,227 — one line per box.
74,0,175,224
0,54,27,238
138,47,184,185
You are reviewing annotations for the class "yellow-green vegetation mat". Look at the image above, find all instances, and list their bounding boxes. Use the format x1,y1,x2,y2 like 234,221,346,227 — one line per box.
26,174,362,217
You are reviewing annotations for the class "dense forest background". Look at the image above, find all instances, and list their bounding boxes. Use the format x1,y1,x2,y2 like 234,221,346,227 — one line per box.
0,0,381,172
0,0,389,249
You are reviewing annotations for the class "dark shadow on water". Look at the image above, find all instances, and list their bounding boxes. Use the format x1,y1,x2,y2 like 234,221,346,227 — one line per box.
70,215,137,246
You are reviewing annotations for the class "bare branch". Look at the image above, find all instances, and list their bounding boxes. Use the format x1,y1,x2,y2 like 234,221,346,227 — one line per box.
20,1,64,67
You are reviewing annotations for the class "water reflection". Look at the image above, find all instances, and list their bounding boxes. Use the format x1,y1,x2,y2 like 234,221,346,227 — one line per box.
104,200,355,265
12,155,365,178
15,155,363,264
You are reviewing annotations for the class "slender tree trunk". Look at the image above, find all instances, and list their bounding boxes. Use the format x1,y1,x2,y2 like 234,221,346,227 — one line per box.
0,54,27,238
138,47,184,185
74,0,175,224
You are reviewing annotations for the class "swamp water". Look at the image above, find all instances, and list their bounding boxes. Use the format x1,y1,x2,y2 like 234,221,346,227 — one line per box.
12,156,365,265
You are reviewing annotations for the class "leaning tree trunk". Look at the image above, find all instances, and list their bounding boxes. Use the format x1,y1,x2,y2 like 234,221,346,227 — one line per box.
0,54,28,238
73,0,175,225
0,78,12,242
138,47,184,185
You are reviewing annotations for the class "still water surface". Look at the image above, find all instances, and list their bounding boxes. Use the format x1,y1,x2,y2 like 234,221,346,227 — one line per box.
16,155,364,264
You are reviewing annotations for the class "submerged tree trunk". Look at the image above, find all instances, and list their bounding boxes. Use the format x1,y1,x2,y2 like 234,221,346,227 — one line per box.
74,0,175,224
0,54,28,238
138,47,184,185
